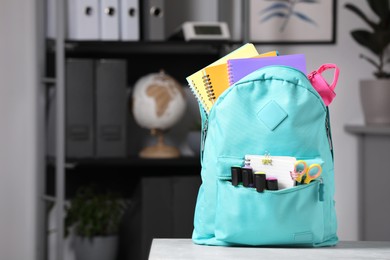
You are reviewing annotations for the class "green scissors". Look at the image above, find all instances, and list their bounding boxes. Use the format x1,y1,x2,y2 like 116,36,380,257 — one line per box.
293,160,322,184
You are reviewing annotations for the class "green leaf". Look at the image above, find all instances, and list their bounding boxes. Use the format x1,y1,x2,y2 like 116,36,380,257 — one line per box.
64,184,130,239
367,0,389,22
351,30,383,55
374,71,390,78
345,3,377,30
374,30,390,49
359,53,380,69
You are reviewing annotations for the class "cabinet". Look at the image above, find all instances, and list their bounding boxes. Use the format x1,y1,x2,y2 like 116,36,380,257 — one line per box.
41,1,240,260
46,158,201,260
345,125,390,241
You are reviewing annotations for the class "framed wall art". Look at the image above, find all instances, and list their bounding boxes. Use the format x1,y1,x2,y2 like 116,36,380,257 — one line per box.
249,0,336,44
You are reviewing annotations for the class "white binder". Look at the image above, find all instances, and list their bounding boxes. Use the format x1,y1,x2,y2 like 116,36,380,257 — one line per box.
67,0,99,40
119,0,140,41
46,0,99,40
100,0,120,40
143,0,165,41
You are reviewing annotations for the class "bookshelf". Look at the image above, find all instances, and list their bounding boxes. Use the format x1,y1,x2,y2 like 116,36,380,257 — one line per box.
41,2,241,260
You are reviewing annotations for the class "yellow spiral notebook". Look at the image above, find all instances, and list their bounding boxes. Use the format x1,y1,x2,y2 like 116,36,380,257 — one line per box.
203,50,279,102
186,43,259,114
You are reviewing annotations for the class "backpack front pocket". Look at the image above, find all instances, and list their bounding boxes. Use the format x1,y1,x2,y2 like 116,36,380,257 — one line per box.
215,179,324,246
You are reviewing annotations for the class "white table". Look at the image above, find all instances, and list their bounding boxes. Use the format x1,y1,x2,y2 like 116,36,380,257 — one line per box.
148,239,390,260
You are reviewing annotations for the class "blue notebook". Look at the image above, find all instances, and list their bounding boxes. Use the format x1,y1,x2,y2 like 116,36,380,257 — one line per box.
227,54,307,85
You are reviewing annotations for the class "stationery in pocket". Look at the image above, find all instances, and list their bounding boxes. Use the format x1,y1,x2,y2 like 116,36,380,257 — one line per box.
244,155,296,190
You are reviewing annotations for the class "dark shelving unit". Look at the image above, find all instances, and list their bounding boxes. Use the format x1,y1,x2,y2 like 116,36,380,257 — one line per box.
47,39,229,55
42,2,240,260
44,29,228,260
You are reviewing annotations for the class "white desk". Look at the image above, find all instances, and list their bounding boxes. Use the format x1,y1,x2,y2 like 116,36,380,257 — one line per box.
148,239,390,260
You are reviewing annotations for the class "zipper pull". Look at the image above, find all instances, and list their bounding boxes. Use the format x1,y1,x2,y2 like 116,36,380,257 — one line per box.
200,118,208,161
318,178,324,202
325,116,334,161
326,117,332,150
307,70,317,80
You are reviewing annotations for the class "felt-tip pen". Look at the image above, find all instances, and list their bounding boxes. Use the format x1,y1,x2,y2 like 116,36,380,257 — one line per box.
242,163,253,188
254,171,266,192
231,165,242,186
266,177,278,190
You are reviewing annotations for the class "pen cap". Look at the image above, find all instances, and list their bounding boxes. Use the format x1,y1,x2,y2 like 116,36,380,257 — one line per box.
231,166,242,186
266,177,278,190
241,167,253,187
243,162,252,169
254,171,266,192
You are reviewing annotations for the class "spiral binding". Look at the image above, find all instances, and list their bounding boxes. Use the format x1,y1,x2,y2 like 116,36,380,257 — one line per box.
227,61,234,86
190,79,210,112
202,74,216,102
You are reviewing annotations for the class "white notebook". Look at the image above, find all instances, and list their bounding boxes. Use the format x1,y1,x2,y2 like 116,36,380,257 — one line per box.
245,155,296,190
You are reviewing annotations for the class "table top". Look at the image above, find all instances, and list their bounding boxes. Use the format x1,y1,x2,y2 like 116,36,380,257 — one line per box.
345,124,390,135
148,239,390,260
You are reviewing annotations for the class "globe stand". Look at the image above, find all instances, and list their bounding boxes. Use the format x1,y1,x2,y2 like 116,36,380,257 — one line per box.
139,129,180,159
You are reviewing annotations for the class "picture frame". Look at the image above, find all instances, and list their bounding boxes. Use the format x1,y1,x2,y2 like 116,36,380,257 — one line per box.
248,0,336,44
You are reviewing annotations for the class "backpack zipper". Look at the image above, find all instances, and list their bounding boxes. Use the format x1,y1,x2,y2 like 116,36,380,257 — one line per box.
325,109,334,161
325,117,332,151
318,178,324,202
201,118,208,162
307,70,317,80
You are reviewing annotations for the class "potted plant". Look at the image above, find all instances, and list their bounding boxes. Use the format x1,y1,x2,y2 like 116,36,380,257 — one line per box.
345,0,390,124
65,185,130,260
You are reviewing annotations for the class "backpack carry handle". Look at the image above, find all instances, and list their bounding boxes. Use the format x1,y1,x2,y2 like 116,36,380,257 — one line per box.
308,63,339,106
317,63,339,91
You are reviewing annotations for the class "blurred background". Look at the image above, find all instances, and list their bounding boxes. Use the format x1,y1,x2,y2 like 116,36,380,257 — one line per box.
1,0,389,259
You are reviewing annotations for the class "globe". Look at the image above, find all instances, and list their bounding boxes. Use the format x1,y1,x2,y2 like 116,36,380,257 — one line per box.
132,70,186,158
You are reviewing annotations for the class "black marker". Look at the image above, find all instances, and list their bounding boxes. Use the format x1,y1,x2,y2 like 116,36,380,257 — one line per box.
242,166,253,187
266,177,278,190
231,165,242,186
254,171,266,192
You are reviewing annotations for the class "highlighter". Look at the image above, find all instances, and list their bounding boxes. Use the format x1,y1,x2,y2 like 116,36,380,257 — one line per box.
231,165,242,186
241,166,253,187
266,177,278,190
254,171,266,192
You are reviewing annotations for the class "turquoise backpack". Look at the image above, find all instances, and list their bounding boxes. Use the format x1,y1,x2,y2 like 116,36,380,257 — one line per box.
193,65,338,247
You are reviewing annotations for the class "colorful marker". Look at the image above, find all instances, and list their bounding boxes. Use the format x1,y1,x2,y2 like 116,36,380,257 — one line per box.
266,177,278,190
231,165,242,186
254,171,266,192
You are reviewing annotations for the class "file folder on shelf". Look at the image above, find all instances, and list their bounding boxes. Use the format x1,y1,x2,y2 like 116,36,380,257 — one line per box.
142,0,165,41
66,59,95,158
119,0,140,41
46,0,99,40
100,0,120,40
68,0,100,40
95,59,128,157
